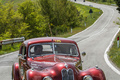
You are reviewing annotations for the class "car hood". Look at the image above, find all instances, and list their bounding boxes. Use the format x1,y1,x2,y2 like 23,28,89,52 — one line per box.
27,54,80,70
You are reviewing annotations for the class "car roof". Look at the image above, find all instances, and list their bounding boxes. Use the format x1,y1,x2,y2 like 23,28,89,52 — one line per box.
23,37,76,46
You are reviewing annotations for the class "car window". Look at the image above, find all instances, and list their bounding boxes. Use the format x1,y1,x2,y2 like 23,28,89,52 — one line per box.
21,46,26,58
29,43,53,57
28,43,78,57
54,43,78,56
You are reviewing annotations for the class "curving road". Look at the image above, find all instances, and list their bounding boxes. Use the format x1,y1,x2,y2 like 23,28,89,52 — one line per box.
69,0,120,80
0,0,120,80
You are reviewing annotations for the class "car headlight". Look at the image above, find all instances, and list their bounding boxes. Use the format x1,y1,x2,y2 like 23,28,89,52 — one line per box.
83,75,93,80
43,76,52,80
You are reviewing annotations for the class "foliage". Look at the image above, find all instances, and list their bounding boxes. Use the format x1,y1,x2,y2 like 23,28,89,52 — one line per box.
38,0,83,36
0,0,103,55
108,33,120,68
114,0,120,13
18,0,48,38
55,3,103,38
0,2,28,39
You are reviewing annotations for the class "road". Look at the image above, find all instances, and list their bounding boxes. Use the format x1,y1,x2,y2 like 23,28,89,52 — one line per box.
0,0,120,80
69,0,120,79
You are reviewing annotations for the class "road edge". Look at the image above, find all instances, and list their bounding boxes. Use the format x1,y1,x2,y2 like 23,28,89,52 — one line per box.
69,2,104,38
104,28,120,75
0,51,19,58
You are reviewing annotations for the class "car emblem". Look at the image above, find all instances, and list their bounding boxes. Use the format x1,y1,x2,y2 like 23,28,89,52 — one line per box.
64,63,68,68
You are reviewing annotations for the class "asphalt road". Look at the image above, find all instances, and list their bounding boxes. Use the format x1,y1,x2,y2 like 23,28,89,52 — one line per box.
0,0,120,80
69,0,120,79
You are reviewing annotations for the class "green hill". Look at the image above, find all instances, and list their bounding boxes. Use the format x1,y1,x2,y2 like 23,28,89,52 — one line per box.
0,0,102,55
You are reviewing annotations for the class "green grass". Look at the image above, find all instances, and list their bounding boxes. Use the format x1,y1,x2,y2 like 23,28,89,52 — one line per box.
108,32,120,68
86,0,116,6
0,43,21,55
0,0,25,4
55,3,103,37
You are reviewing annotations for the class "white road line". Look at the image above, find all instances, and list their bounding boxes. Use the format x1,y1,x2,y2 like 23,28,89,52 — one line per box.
104,28,120,75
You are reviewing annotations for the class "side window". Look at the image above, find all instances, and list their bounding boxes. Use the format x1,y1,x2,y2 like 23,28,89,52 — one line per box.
21,46,26,59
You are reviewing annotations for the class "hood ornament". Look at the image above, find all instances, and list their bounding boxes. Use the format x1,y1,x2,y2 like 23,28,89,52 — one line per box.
64,63,68,68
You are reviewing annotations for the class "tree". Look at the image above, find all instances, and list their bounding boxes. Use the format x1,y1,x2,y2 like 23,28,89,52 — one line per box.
18,0,48,38
0,2,29,39
38,0,82,35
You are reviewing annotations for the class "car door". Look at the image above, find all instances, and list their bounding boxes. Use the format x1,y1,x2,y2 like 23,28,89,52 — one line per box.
19,46,26,76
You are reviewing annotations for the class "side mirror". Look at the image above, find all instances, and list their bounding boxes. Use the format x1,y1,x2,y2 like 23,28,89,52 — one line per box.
81,52,86,56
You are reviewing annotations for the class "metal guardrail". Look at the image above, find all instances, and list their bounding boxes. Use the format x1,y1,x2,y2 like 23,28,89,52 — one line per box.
0,37,25,50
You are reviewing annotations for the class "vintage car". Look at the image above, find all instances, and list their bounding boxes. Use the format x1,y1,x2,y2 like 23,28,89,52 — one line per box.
12,37,106,80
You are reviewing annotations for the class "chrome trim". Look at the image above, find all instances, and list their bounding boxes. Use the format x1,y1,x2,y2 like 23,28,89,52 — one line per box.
68,68,74,80
43,76,52,80
83,75,93,80
61,69,68,80
61,68,74,80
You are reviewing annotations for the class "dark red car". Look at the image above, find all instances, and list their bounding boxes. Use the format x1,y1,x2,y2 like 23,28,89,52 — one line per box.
12,37,106,80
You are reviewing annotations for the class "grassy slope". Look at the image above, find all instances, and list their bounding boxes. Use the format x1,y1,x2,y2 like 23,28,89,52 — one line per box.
108,32,120,68
0,0,25,4
56,3,103,37
86,0,116,5
0,0,102,54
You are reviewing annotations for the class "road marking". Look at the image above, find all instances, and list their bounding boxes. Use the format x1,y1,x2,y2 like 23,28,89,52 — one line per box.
104,28,120,75
69,3,115,44
73,1,120,75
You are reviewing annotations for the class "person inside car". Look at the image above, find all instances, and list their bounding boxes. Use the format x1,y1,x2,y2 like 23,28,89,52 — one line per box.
34,45,43,56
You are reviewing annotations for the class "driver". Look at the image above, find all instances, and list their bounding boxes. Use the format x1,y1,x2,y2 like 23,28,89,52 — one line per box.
34,45,43,55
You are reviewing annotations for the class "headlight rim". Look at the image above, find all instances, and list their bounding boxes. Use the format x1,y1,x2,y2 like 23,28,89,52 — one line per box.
43,76,52,80
83,75,93,80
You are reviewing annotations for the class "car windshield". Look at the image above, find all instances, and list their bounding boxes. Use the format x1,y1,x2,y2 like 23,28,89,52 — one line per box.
54,43,78,56
29,43,78,57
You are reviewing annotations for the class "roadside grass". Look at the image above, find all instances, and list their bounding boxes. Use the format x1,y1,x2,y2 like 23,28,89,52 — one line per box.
0,2,102,55
86,0,116,6
0,43,21,55
108,32,120,68
56,3,103,37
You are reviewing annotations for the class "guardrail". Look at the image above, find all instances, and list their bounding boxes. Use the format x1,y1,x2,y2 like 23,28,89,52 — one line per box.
0,37,25,50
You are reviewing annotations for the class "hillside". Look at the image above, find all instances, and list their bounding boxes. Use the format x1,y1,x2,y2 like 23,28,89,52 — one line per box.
0,0,25,4
0,0,102,54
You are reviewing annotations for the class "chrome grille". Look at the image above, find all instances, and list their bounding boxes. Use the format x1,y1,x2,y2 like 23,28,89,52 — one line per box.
61,68,74,80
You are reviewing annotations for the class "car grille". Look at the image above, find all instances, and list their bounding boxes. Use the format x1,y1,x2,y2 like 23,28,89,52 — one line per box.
61,68,74,80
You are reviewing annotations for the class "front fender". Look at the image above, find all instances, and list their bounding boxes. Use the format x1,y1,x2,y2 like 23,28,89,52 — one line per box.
12,63,21,80
25,70,43,80
79,67,106,80
89,68,106,80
